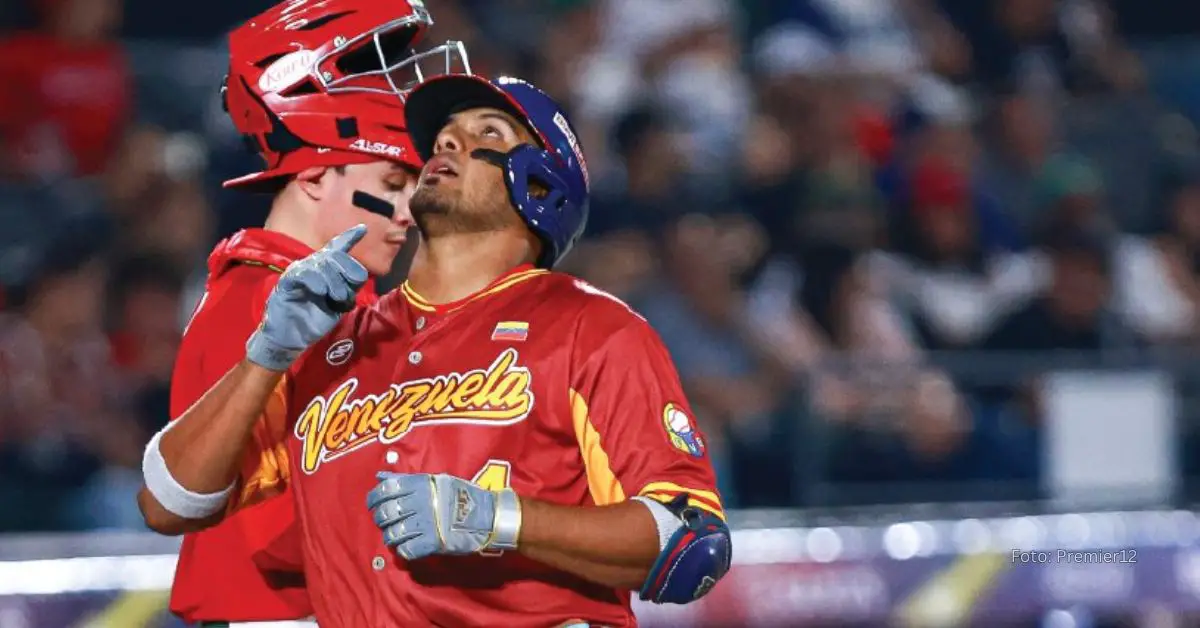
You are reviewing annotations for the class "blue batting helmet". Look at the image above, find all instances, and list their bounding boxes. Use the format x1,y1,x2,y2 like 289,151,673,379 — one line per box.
403,75,590,268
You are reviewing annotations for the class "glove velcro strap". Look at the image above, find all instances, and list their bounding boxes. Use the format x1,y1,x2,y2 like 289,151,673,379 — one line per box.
245,330,300,372
489,488,522,550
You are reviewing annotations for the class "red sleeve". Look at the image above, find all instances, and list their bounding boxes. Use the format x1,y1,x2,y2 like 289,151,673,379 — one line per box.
170,265,301,569
568,312,725,521
170,266,274,420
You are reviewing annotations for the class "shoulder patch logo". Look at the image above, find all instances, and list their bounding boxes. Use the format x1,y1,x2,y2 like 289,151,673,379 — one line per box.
663,403,704,458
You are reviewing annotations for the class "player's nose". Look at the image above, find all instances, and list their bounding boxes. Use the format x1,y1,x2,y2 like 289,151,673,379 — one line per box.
432,126,464,155
392,199,414,229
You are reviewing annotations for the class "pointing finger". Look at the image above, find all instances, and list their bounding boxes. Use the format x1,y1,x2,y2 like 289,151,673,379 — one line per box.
326,224,367,253
328,251,369,287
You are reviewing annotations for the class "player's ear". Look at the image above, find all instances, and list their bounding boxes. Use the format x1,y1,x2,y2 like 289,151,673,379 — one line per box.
294,166,333,201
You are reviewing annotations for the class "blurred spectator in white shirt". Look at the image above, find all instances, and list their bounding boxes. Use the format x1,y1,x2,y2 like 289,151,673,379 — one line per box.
980,227,1139,355
1115,167,1200,343
747,242,968,463
875,157,1042,349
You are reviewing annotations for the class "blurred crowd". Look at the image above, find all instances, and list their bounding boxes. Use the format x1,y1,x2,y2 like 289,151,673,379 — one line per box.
1,0,1199,532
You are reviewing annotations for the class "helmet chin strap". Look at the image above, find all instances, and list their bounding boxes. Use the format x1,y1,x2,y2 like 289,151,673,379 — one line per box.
352,190,395,218
469,146,557,267
471,147,557,206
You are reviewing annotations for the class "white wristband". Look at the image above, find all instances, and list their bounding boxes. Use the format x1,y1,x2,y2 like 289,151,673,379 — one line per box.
141,422,235,520
489,488,522,550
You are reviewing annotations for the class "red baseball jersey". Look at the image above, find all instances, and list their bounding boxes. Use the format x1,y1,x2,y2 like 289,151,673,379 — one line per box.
233,264,724,627
169,228,376,622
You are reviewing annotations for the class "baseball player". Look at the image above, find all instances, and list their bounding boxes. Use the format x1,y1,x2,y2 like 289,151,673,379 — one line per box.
141,1,468,626
140,75,731,627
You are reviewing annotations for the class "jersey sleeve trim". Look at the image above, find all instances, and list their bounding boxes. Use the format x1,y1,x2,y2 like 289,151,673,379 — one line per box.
233,375,293,511
638,481,726,521
568,387,627,506
237,442,290,509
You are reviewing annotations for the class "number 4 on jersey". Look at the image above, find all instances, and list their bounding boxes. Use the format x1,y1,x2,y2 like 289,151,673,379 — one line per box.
471,460,512,557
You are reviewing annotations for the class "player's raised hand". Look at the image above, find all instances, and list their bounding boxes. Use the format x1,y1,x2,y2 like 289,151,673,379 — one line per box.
246,224,369,371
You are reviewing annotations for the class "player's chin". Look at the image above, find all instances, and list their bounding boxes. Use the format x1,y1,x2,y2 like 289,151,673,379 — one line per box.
357,241,403,276
410,184,455,215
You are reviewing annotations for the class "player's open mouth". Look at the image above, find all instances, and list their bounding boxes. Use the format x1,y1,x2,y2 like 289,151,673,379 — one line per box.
424,155,459,182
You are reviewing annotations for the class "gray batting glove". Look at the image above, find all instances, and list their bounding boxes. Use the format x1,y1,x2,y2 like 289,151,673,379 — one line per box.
368,472,523,561
246,224,368,371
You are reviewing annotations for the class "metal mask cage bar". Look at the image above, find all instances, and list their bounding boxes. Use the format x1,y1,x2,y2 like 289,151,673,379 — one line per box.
383,40,473,93
319,15,471,101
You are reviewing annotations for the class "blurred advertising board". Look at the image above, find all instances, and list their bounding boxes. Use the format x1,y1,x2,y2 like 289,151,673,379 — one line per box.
1,510,1199,627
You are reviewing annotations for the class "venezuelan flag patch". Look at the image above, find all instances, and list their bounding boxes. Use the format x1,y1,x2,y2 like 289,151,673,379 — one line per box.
491,321,529,342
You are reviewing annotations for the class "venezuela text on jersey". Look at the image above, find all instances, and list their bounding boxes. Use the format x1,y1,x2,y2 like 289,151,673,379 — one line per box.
294,348,535,473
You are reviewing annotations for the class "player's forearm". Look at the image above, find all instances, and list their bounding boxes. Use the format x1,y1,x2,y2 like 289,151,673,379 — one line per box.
519,546,650,590
139,360,282,533
517,498,660,590
160,359,282,490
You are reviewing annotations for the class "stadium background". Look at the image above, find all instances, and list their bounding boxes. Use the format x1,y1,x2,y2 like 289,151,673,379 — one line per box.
2,0,1200,625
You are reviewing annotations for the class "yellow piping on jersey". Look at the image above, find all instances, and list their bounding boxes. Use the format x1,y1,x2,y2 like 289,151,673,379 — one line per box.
639,482,726,521
401,268,549,313
568,390,727,521
568,388,626,505
237,259,288,274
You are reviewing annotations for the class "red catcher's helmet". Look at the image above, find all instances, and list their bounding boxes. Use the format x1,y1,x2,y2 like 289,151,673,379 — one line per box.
222,0,471,191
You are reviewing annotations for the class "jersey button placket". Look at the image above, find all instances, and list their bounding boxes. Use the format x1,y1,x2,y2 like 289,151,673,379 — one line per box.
414,316,426,331
408,350,422,365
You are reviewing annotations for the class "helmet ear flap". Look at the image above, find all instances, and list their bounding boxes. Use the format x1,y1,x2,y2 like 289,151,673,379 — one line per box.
473,144,575,267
